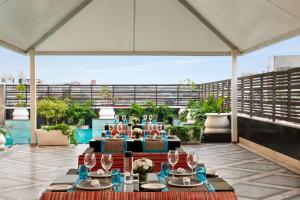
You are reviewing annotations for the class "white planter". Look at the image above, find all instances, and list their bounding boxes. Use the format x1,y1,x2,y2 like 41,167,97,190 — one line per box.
12,107,29,120
98,107,115,119
0,134,5,147
36,129,69,146
204,113,230,134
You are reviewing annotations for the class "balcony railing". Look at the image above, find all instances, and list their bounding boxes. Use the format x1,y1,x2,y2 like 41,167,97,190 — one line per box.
4,84,199,108
4,67,300,124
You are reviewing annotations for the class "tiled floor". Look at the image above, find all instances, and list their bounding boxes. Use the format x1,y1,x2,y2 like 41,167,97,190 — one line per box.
0,144,299,200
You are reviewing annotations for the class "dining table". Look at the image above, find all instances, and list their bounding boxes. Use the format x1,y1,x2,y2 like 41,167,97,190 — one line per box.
39,171,237,200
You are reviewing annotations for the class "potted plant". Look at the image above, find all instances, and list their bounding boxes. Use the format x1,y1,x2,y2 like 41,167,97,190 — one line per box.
98,86,115,119
178,79,197,124
67,101,97,129
36,97,77,145
157,104,176,124
0,125,11,147
12,84,29,120
190,95,230,134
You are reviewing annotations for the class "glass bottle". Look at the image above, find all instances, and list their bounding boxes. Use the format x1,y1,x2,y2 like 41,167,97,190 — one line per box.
123,151,133,192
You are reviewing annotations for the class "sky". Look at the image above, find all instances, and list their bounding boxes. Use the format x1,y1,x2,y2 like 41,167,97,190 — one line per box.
0,36,300,84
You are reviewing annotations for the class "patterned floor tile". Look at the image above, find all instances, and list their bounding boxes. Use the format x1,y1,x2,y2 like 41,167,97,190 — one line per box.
254,175,300,188
233,183,287,199
232,162,282,172
216,168,259,179
0,143,299,200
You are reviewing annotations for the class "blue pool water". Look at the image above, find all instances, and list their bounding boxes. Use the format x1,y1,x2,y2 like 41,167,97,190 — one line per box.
5,127,99,145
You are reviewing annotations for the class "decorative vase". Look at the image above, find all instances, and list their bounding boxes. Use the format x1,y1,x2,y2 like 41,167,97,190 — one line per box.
204,113,230,134
0,134,6,147
139,172,147,183
12,107,29,120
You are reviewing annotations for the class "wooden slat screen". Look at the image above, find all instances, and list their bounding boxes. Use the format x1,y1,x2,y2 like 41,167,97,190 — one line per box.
5,67,300,123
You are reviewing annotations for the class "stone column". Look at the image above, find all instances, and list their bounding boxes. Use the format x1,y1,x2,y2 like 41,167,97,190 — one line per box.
0,84,5,125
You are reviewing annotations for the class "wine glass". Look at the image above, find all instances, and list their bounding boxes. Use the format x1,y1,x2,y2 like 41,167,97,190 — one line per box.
148,123,152,134
114,115,119,124
143,115,147,122
117,123,122,134
187,152,199,178
157,124,162,132
148,115,153,122
101,154,113,183
109,124,113,132
168,150,179,179
122,115,126,123
84,153,96,182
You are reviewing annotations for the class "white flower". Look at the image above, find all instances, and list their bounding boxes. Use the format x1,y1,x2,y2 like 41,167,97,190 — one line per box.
145,159,153,167
143,163,149,170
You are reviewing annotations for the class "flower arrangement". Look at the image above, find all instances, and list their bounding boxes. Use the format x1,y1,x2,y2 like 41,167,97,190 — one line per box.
133,158,154,183
132,128,142,138
132,117,140,124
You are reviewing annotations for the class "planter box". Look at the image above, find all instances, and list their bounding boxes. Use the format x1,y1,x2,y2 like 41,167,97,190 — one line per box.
36,129,69,146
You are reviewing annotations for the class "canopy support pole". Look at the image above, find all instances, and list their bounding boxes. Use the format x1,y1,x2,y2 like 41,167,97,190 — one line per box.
231,49,238,143
29,49,37,145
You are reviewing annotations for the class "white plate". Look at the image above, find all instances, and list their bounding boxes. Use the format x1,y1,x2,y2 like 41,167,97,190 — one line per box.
89,171,111,178
169,169,196,176
140,183,166,191
76,180,112,190
48,184,72,191
168,178,202,188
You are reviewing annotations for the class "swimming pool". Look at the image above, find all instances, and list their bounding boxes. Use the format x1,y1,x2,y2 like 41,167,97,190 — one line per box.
5,128,99,145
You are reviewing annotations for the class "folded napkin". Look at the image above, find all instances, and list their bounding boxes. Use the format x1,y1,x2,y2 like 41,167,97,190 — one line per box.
96,169,105,175
91,180,100,188
177,168,187,174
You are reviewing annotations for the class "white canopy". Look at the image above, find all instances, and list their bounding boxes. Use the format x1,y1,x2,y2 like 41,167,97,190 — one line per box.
0,0,300,55
1,0,300,144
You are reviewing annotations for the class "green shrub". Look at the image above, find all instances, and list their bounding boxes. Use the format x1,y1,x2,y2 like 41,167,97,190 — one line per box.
128,103,144,120
37,97,69,125
179,110,188,122
167,126,190,143
67,101,97,126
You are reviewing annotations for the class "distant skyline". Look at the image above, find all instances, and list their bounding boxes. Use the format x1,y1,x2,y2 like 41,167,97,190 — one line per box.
1,36,300,84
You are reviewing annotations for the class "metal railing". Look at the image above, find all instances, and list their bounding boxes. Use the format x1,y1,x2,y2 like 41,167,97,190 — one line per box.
5,84,199,107
5,66,300,124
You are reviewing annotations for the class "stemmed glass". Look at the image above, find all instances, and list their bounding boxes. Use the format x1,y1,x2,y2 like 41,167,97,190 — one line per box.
186,152,199,178
168,150,179,179
122,115,126,123
101,154,113,183
157,124,162,132
84,153,96,182
114,115,119,124
148,123,152,134
117,123,122,134
109,124,113,133
148,115,153,122
143,115,147,123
